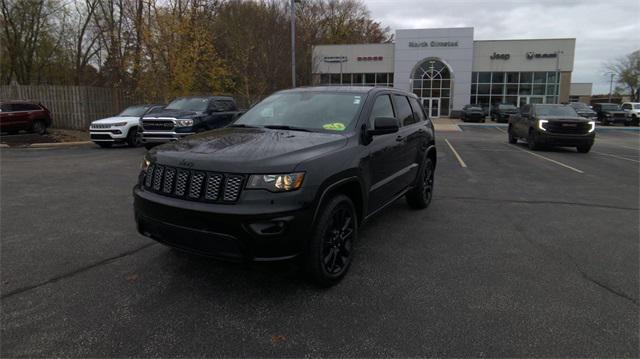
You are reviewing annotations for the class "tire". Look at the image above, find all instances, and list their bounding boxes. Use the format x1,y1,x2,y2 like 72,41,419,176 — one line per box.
31,120,46,135
126,127,141,147
406,157,435,209
527,130,540,150
577,144,592,153
97,142,112,148
508,126,518,144
305,194,357,287
481,119,486,123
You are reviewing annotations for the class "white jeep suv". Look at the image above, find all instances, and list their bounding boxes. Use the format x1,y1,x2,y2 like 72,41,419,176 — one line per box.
90,104,164,148
621,102,640,126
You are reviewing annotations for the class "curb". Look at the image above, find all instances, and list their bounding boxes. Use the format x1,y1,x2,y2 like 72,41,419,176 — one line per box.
1,141,92,148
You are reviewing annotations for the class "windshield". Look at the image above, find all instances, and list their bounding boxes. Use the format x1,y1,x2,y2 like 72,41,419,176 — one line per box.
166,97,209,112
499,104,517,110
600,104,620,111
535,105,578,117
118,105,148,117
569,102,590,110
235,91,366,132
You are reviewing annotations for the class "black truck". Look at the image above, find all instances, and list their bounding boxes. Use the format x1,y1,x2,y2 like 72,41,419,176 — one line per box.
592,103,629,126
140,96,244,149
508,103,595,153
133,87,437,286
490,103,519,123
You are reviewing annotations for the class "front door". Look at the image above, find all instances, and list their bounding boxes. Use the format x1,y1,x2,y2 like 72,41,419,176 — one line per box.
422,98,440,118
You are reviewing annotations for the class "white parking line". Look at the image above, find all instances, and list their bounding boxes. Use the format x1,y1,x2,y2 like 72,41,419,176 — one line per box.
444,138,467,168
512,146,584,174
494,127,507,134
593,151,640,163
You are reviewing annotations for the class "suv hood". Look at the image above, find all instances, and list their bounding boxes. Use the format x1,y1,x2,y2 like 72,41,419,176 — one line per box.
149,127,348,173
92,116,140,124
539,115,590,122
143,109,203,119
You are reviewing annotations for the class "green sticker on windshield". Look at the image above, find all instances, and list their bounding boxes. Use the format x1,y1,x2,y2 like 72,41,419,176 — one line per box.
322,122,346,131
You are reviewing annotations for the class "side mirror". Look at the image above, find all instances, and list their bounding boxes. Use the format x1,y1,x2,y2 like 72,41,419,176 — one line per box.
368,117,399,136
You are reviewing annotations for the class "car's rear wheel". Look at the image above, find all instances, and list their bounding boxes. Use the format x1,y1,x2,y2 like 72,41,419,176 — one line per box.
31,120,46,135
527,130,540,150
406,157,434,209
306,194,357,287
97,142,112,148
126,127,141,147
577,144,592,153
508,126,518,144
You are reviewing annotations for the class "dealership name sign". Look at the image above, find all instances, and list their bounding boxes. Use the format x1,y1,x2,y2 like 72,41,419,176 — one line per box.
489,51,559,60
409,41,459,48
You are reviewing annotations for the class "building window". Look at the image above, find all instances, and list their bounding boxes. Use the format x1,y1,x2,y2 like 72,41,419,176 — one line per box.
313,72,393,87
410,59,452,116
471,71,560,107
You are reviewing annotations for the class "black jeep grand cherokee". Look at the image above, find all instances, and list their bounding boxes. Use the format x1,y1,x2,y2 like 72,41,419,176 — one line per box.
134,87,436,286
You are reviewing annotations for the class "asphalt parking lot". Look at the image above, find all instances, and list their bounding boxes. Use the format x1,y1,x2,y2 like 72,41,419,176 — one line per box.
1,127,639,357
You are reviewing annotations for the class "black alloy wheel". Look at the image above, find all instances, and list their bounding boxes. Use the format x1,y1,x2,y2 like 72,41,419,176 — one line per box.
127,127,141,147
406,157,435,209
31,120,46,135
306,194,357,286
508,126,518,144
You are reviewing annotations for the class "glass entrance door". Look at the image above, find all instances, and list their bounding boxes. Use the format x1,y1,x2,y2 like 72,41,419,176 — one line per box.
422,98,440,118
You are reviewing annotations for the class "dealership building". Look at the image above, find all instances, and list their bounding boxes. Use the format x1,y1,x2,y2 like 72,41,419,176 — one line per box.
312,27,577,118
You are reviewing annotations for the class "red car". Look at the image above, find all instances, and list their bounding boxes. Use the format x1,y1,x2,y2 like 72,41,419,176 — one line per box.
0,100,53,134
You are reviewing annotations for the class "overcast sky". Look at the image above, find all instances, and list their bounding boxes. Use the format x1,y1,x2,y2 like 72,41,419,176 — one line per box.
362,0,640,94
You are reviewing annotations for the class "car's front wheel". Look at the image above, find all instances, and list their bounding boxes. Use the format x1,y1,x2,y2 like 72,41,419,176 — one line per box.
126,127,141,147
577,144,592,153
306,194,357,287
508,126,518,144
528,130,540,150
406,157,434,209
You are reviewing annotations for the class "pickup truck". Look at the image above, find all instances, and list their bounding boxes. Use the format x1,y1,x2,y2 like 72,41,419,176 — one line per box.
508,103,595,153
593,103,629,126
134,86,437,286
490,103,519,123
621,102,640,126
140,96,244,149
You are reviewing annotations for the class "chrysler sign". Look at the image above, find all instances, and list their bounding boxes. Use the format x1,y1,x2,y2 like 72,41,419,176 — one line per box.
526,52,557,59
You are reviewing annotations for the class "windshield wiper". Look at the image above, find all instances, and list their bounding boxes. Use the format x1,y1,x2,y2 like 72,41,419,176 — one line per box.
262,125,312,132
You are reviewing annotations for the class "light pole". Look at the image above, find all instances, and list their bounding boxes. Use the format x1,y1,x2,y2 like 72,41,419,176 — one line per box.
290,0,300,88
608,73,615,102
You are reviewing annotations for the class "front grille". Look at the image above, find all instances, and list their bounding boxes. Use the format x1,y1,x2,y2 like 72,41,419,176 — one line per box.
142,119,175,131
91,133,112,140
545,121,591,134
612,113,626,120
91,124,111,129
142,164,244,203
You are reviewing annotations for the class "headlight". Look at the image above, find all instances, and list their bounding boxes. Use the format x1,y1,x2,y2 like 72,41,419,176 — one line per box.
538,119,548,131
605,113,611,117
141,157,151,172
175,119,194,127
111,122,127,127
247,172,305,192
588,121,595,133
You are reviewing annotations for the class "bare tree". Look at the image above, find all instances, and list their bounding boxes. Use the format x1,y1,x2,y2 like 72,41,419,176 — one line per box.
606,50,640,101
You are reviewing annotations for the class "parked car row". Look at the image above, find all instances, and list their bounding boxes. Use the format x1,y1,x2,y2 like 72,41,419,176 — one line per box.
460,101,640,127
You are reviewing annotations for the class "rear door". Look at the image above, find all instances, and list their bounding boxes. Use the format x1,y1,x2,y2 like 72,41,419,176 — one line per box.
10,103,32,130
390,94,420,191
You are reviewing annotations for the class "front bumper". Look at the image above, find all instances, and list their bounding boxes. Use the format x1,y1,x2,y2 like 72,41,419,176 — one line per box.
140,130,194,144
90,128,127,142
535,130,595,146
133,186,313,261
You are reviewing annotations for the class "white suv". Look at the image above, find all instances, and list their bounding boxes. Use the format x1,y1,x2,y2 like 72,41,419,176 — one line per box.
621,102,640,126
90,104,164,148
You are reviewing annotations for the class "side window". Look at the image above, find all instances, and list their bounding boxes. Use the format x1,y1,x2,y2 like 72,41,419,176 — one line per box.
622,104,631,110
12,103,30,112
223,100,237,111
25,103,41,111
393,94,416,126
368,95,395,127
409,97,426,122
0,103,12,112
